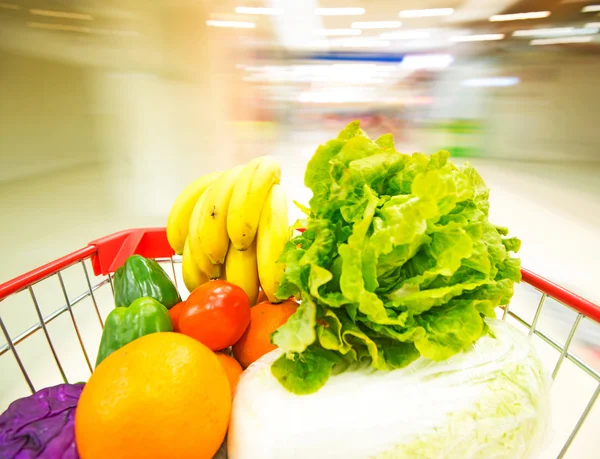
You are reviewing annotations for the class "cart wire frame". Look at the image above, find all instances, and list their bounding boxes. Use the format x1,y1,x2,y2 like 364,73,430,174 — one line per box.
0,227,599,459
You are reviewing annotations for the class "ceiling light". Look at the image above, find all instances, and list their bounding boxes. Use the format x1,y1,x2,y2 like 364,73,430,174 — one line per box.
463,77,520,87
0,3,20,9
512,27,573,37
513,27,598,37
490,11,550,22
399,8,454,18
452,34,505,42
380,30,430,40
531,36,593,45
206,20,256,28
315,8,365,16
27,21,139,36
235,7,283,15
314,28,361,36
582,5,600,13
92,28,140,37
29,8,93,20
27,22,91,32
351,21,401,29
586,22,600,28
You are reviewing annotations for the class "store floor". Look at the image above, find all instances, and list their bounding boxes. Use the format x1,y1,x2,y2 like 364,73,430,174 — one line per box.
0,142,599,458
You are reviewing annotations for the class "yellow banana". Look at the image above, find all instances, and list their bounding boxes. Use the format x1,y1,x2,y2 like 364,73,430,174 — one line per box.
188,188,222,279
256,184,289,303
224,240,259,305
195,165,244,264
227,156,281,251
182,237,208,292
166,171,221,254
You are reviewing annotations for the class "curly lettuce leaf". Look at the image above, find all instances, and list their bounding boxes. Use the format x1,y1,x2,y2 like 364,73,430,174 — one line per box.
272,296,318,354
414,301,485,360
271,346,340,395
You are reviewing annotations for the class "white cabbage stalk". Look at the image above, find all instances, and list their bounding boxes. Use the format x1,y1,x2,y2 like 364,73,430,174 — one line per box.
228,319,549,459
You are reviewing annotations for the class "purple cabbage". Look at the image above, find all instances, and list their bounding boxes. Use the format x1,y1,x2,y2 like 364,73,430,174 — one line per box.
0,383,83,459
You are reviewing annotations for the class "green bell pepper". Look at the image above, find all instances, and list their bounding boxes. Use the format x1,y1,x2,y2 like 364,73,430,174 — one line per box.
95,296,173,367
113,254,181,308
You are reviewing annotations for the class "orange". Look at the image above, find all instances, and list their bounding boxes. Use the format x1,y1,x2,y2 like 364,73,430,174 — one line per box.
169,300,186,332
256,289,268,304
215,353,243,393
232,300,298,369
75,333,230,459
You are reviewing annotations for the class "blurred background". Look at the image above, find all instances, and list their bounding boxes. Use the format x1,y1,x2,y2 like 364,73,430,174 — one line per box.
1,1,600,457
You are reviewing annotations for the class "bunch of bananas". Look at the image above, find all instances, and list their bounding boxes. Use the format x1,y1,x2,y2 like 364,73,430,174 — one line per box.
166,156,289,304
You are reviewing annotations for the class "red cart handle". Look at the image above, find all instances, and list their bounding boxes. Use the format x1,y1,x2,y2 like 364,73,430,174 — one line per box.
0,245,97,301
0,228,172,301
88,227,174,276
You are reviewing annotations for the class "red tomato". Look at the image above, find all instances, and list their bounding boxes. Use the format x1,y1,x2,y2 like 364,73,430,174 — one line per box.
179,280,251,351
168,301,186,332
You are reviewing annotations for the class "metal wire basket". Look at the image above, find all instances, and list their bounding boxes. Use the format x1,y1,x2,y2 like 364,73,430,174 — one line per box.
1,227,599,458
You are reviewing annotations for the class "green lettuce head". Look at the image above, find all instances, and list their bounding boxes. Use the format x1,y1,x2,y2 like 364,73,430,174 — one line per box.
271,121,522,394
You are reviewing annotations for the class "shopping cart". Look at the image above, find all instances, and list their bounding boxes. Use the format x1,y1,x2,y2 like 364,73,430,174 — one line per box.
0,227,599,458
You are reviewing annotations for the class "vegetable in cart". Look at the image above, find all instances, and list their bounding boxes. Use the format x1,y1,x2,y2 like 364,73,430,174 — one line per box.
179,280,251,351
95,296,174,367
270,121,523,395
230,319,549,459
113,254,181,309
0,383,83,459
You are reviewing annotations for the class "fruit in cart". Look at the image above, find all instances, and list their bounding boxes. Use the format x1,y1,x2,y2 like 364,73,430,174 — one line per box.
216,353,243,394
256,183,289,303
187,188,222,280
179,280,251,351
113,254,181,309
166,156,290,300
229,319,549,459
182,237,209,292
167,171,222,255
232,300,298,369
0,383,83,458
95,296,173,367
225,240,259,305
76,333,231,459
256,288,268,304
168,300,186,332
227,156,282,251
192,165,244,265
